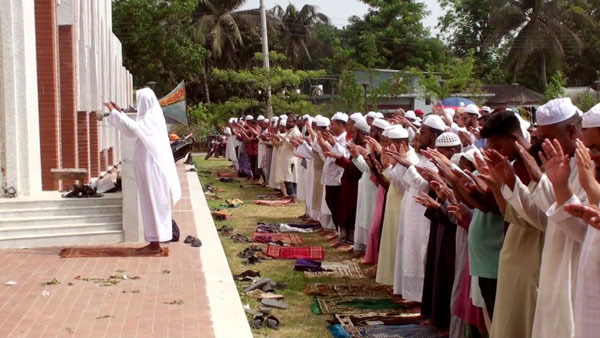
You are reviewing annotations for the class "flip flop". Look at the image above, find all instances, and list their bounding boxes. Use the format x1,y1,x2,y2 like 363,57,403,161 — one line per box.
184,235,195,244
261,298,288,309
250,316,264,329
244,277,272,293
259,306,272,314
266,315,280,330
233,270,261,281
191,238,202,247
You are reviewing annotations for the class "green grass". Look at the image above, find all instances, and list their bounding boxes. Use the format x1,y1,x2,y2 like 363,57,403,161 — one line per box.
195,156,385,338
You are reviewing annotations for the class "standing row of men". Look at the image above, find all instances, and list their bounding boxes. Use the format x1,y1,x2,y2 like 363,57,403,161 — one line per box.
223,98,600,337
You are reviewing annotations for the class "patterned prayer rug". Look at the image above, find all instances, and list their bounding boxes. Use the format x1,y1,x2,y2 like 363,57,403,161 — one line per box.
350,324,439,338
316,297,405,315
266,245,324,260
304,283,390,297
252,232,305,245
304,261,365,279
59,247,169,258
335,313,421,328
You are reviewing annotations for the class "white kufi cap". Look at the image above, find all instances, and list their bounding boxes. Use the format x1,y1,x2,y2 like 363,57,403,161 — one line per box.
331,112,349,123
404,110,417,120
245,115,254,121
382,126,395,137
354,118,370,133
257,115,265,121
536,97,581,126
366,111,378,119
350,112,364,123
376,112,385,119
444,108,456,119
372,118,391,130
435,132,461,147
423,114,447,131
464,104,480,117
583,103,600,128
316,116,330,128
388,126,409,139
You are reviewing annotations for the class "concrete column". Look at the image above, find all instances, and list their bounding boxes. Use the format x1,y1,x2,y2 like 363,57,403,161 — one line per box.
59,25,78,187
0,0,43,196
88,113,99,177
121,112,143,242
77,111,90,183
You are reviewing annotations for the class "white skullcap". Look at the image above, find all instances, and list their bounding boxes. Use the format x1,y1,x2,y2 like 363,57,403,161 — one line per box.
583,103,600,128
376,112,385,119
350,112,364,123
423,114,447,131
536,97,582,126
451,148,480,165
382,126,395,137
404,110,417,120
279,114,288,120
257,115,265,121
372,118,391,130
232,118,238,123
464,104,480,117
331,112,349,123
316,116,330,128
354,118,370,134
435,132,461,147
444,108,456,119
224,127,232,136
306,116,314,125
302,114,310,120
245,115,254,121
388,126,409,139
315,114,323,119
481,106,492,113
366,111,378,119
271,116,279,122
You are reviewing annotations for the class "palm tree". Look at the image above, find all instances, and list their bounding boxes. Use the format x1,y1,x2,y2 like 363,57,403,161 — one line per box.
270,4,330,68
484,0,593,90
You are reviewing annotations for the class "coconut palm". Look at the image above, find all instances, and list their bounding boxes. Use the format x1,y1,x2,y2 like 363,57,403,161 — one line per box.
270,4,330,68
484,0,594,90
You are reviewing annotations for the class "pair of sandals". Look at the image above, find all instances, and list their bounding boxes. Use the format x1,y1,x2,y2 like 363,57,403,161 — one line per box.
183,235,202,247
230,233,250,242
217,225,233,236
250,314,280,330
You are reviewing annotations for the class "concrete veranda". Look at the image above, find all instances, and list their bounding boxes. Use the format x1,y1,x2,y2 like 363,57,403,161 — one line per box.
0,163,251,337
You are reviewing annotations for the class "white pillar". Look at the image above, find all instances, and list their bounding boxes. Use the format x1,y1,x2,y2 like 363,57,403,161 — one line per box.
0,0,43,197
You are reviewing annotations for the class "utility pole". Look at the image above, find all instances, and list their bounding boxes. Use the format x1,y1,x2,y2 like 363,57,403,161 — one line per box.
260,0,272,118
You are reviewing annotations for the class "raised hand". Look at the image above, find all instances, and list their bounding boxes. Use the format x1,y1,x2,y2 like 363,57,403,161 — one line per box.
539,138,571,187
474,152,500,191
485,149,516,189
575,139,600,205
324,150,342,159
564,203,600,230
515,141,542,183
448,203,470,220
103,102,114,111
110,101,122,112
348,143,360,158
414,192,441,209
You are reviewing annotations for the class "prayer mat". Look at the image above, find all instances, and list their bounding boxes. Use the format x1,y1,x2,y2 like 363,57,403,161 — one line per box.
305,283,390,297
304,261,365,279
211,210,232,220
59,247,169,258
252,232,305,245
257,222,319,230
217,171,238,177
316,297,405,315
253,198,292,206
350,324,439,338
335,313,421,328
266,245,324,260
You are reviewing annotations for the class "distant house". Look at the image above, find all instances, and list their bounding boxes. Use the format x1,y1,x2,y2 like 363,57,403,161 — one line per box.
565,87,597,106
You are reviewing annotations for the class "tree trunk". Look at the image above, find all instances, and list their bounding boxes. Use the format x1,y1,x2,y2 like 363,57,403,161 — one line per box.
202,59,211,104
540,53,547,91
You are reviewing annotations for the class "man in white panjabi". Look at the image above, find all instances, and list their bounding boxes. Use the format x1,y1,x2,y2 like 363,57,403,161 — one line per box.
105,88,181,254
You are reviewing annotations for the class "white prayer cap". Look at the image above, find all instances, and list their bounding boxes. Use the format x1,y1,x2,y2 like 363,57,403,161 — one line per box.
376,112,385,119
435,132,461,147
331,112,349,123
583,103,600,128
302,114,310,120
382,126,395,137
315,114,323,119
271,116,279,122
423,114,447,131
481,106,492,113
536,97,582,126
224,127,232,136
388,126,409,139
316,116,330,128
257,115,265,121
279,114,288,120
464,104,480,117
404,110,417,120
366,111,378,119
372,118,391,130
232,117,238,123
354,118,370,134
451,148,480,165
245,115,254,121
350,112,364,123
444,108,456,119
306,116,314,125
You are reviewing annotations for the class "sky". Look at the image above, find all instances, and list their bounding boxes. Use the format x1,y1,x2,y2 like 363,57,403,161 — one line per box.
239,0,444,35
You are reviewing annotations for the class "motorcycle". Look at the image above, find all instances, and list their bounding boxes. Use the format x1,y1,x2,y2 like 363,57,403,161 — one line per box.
204,134,227,160
171,133,194,163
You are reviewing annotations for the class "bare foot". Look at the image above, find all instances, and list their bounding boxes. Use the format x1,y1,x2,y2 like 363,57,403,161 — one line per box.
136,242,162,254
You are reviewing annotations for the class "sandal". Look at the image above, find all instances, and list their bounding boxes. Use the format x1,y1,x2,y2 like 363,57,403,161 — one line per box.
265,315,280,330
184,235,195,244
233,270,261,281
250,315,264,329
191,238,202,247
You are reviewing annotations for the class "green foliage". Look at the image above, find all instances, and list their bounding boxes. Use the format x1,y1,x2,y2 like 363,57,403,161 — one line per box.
575,91,598,112
544,72,567,101
335,70,366,113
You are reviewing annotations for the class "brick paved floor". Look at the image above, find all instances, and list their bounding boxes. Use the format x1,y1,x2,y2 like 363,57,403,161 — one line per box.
0,166,215,338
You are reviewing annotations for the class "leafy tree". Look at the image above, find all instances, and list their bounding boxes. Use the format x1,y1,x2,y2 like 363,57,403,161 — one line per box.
576,91,599,112
544,71,567,101
485,0,593,90
270,4,330,68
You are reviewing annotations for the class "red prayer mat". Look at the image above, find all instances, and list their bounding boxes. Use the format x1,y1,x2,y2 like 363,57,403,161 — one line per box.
252,232,305,245
59,247,169,258
266,245,324,260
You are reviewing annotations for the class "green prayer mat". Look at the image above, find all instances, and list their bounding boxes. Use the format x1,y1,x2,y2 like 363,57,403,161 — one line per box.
316,297,406,315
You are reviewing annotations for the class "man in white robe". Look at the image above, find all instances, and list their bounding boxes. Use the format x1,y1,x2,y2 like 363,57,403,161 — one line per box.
104,88,181,253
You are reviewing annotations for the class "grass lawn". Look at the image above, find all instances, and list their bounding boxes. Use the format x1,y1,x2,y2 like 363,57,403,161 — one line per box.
195,156,391,338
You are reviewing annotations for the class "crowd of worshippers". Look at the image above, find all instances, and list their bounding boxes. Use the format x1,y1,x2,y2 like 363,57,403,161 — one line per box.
222,98,600,338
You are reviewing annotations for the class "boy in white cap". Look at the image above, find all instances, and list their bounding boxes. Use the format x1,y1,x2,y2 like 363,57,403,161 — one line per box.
272,116,302,204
